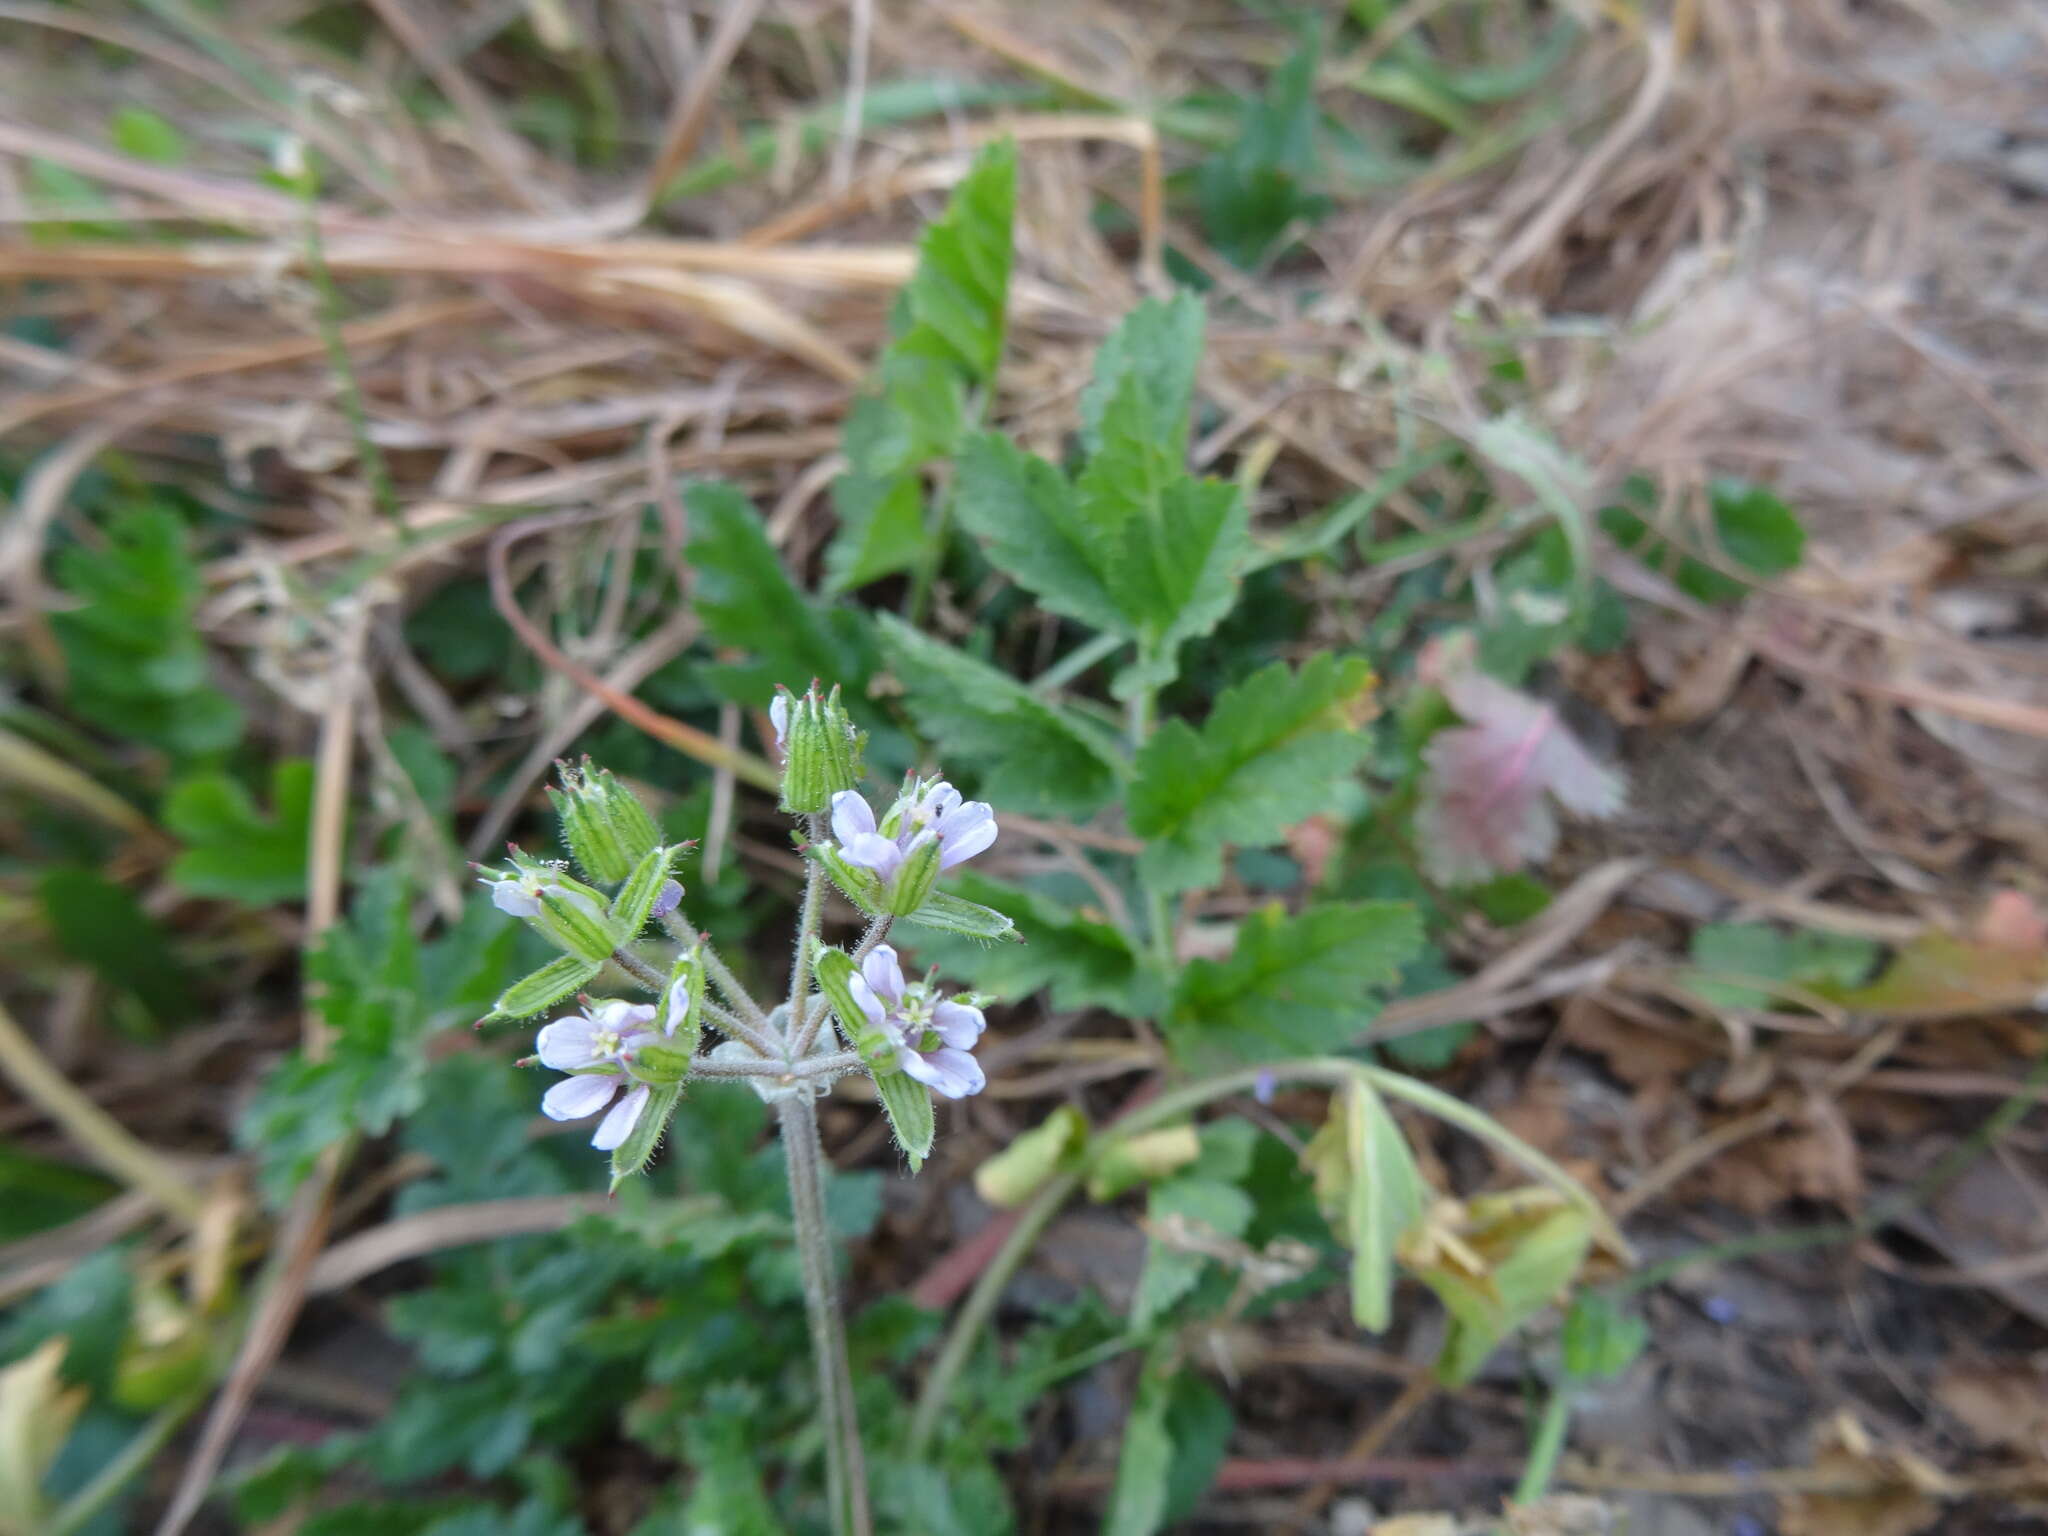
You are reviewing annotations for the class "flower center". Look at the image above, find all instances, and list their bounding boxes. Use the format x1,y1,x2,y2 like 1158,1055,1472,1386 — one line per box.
897,982,936,1031
592,1027,625,1059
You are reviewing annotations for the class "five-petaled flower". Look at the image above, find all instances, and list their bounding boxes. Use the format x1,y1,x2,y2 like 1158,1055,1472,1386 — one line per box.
535,999,660,1150
830,780,996,884
846,945,987,1099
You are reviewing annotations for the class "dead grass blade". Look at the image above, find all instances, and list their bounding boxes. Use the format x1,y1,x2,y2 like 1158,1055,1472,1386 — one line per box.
307,1194,612,1294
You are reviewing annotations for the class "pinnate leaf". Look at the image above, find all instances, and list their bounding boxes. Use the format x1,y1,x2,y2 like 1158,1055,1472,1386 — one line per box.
164,758,315,904
876,613,1124,818
900,871,1146,1014
1130,654,1375,892
953,296,1250,698
686,482,873,700
889,138,1015,383
1166,901,1423,1064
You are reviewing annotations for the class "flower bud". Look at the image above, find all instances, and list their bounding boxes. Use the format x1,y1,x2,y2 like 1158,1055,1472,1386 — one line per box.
627,1040,693,1085
480,849,620,962
772,683,864,815
548,758,662,885
884,834,943,917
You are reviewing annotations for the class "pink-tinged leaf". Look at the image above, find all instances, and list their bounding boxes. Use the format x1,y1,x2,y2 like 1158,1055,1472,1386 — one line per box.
1415,661,1624,886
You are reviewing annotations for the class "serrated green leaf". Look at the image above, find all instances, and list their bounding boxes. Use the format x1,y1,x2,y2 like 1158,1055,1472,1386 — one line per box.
875,613,1125,817
609,1083,684,1191
952,431,1127,633
952,297,1250,697
485,954,604,1022
163,758,314,904
824,469,928,592
894,871,1146,1014
890,138,1015,383
1078,292,1206,458
50,504,244,759
1167,901,1423,1064
1600,475,1805,606
1132,1176,1254,1329
874,1070,936,1171
1194,34,1329,268
1077,363,1251,694
684,481,873,700
241,873,516,1204
1130,654,1375,891
823,141,1013,591
1683,922,1878,1012
37,865,197,1021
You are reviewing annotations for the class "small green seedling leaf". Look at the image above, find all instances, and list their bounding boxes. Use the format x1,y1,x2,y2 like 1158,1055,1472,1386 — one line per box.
1560,1292,1648,1382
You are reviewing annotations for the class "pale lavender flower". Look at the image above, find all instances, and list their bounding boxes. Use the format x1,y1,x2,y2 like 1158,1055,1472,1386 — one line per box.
769,691,790,753
829,780,996,885
846,944,987,1098
650,878,685,919
536,999,658,1150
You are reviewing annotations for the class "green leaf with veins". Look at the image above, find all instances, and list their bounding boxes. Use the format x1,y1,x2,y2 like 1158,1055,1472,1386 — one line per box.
1167,900,1424,1065
876,613,1125,818
1129,654,1375,892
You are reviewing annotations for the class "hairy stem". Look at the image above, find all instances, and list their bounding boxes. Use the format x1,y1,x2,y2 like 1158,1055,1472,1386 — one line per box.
848,913,894,966
701,997,781,1059
689,1050,861,1081
787,814,831,1057
661,908,770,1024
609,946,668,991
779,1094,871,1536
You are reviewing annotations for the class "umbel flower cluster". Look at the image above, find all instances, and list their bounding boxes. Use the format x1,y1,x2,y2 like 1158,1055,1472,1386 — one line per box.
473,684,1012,1185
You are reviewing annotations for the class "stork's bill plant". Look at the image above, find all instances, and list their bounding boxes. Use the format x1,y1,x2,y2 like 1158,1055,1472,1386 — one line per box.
473,684,1008,1534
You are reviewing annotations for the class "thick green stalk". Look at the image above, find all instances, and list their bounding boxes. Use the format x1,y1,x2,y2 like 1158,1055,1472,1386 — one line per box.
779,1094,872,1536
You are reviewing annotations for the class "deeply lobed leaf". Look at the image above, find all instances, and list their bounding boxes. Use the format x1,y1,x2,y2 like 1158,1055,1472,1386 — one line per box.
1129,654,1376,891
876,614,1125,818
1166,901,1423,1064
